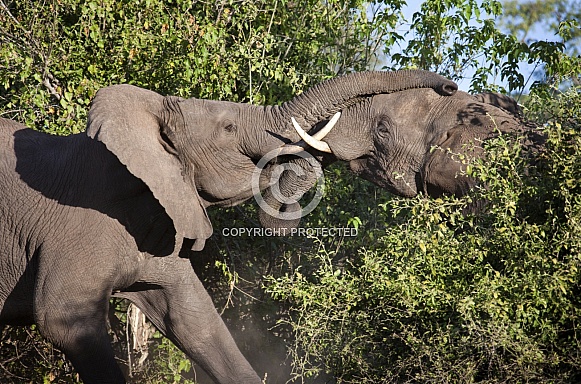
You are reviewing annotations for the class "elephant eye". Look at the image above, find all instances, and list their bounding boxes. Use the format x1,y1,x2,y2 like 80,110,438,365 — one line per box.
159,129,179,156
376,120,391,137
375,115,394,137
224,123,237,133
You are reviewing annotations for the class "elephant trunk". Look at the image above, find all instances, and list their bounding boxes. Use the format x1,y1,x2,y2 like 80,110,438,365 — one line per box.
256,156,321,233
256,70,458,232
243,70,457,158
276,70,457,136
258,195,301,235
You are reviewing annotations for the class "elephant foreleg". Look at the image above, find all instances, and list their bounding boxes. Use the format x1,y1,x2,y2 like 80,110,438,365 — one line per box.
34,278,125,383
118,256,262,384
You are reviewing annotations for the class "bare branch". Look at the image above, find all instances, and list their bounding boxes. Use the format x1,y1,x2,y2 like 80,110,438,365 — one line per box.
0,0,19,25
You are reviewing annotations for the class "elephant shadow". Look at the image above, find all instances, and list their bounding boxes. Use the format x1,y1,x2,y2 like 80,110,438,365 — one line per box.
12,128,177,258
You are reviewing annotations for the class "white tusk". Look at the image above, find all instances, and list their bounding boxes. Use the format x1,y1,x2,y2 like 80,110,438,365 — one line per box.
291,114,339,154
313,111,341,140
276,144,307,156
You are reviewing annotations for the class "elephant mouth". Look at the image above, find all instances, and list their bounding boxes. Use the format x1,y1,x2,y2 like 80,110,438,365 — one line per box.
349,157,420,198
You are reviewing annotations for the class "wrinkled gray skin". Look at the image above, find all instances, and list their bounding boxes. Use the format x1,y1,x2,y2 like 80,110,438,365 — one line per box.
261,89,528,233
0,70,458,384
316,88,527,199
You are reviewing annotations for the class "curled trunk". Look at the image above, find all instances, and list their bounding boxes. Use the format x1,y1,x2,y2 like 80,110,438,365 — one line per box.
259,70,458,232
277,70,457,135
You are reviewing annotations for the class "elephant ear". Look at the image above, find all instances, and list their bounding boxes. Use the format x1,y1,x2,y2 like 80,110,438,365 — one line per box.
86,84,212,251
473,92,522,116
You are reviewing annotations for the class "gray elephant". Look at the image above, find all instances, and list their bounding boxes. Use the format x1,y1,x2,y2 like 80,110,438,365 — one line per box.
229,88,532,382
318,88,530,198
0,70,459,384
260,88,531,233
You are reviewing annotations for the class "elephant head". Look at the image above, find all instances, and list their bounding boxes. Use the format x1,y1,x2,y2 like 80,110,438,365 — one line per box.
300,88,531,200
86,70,458,247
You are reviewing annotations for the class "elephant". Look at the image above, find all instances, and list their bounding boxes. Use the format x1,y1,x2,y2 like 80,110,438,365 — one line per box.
0,70,459,384
288,88,532,201
258,88,532,235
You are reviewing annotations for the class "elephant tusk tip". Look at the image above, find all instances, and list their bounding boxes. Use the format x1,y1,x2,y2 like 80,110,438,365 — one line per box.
313,111,341,141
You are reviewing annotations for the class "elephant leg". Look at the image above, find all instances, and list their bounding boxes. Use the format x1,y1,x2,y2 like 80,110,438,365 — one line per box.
119,256,262,384
34,278,125,383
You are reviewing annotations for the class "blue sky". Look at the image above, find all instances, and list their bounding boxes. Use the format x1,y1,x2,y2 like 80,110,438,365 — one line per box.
390,0,558,91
